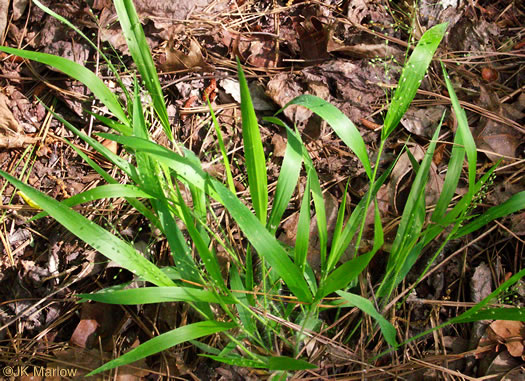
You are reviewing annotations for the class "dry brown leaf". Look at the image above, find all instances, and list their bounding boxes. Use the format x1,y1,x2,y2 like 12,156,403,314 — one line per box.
0,93,21,133
400,106,446,138
327,41,402,60
240,37,278,68
266,73,312,127
474,86,524,160
293,16,330,61
345,0,369,24
510,211,525,236
101,139,118,155
12,0,29,21
70,302,123,350
471,262,492,304
163,38,214,72
488,320,525,358
0,135,39,148
0,0,7,42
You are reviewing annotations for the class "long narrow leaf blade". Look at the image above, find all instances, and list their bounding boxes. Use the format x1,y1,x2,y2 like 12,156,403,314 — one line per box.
382,23,447,138
454,191,525,238
264,117,303,234
97,134,313,302
113,0,172,140
0,46,128,125
212,178,312,302
441,63,477,193
283,95,372,180
0,171,174,287
78,287,234,304
237,58,268,223
31,184,155,220
337,291,398,347
88,321,235,375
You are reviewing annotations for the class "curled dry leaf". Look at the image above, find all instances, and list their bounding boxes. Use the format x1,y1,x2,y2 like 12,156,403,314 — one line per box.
0,93,21,134
163,38,214,72
0,135,39,148
400,106,446,139
488,320,525,358
70,302,123,350
327,41,403,60
12,0,29,21
102,138,119,155
474,86,524,160
293,16,330,61
345,0,369,25
266,73,313,127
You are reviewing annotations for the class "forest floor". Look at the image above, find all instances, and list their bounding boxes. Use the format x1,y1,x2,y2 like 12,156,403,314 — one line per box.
0,0,524,379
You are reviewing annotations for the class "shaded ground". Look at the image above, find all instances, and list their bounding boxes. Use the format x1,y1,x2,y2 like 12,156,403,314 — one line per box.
0,0,524,379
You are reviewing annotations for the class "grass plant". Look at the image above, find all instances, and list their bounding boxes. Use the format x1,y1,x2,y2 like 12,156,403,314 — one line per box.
0,0,524,376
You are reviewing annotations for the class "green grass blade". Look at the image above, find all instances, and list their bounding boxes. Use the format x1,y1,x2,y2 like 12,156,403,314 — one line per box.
304,156,328,274
174,185,226,289
201,355,316,371
268,356,317,371
389,268,525,356
454,308,525,323
207,97,235,193
62,140,161,229
378,124,442,298
98,134,312,302
87,111,132,136
78,286,234,304
319,252,374,300
0,46,128,125
87,321,235,376
441,63,477,194
318,201,384,300
53,113,135,178
0,170,174,287
432,129,465,221
182,148,209,230
337,291,398,347
382,23,447,138
237,58,268,224
326,155,399,272
31,184,155,220
201,355,267,368
420,163,499,248
454,191,525,238
230,265,257,336
295,173,311,272
212,178,312,302
113,0,172,140
31,0,132,105
282,95,372,180
97,134,218,199
264,117,303,234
